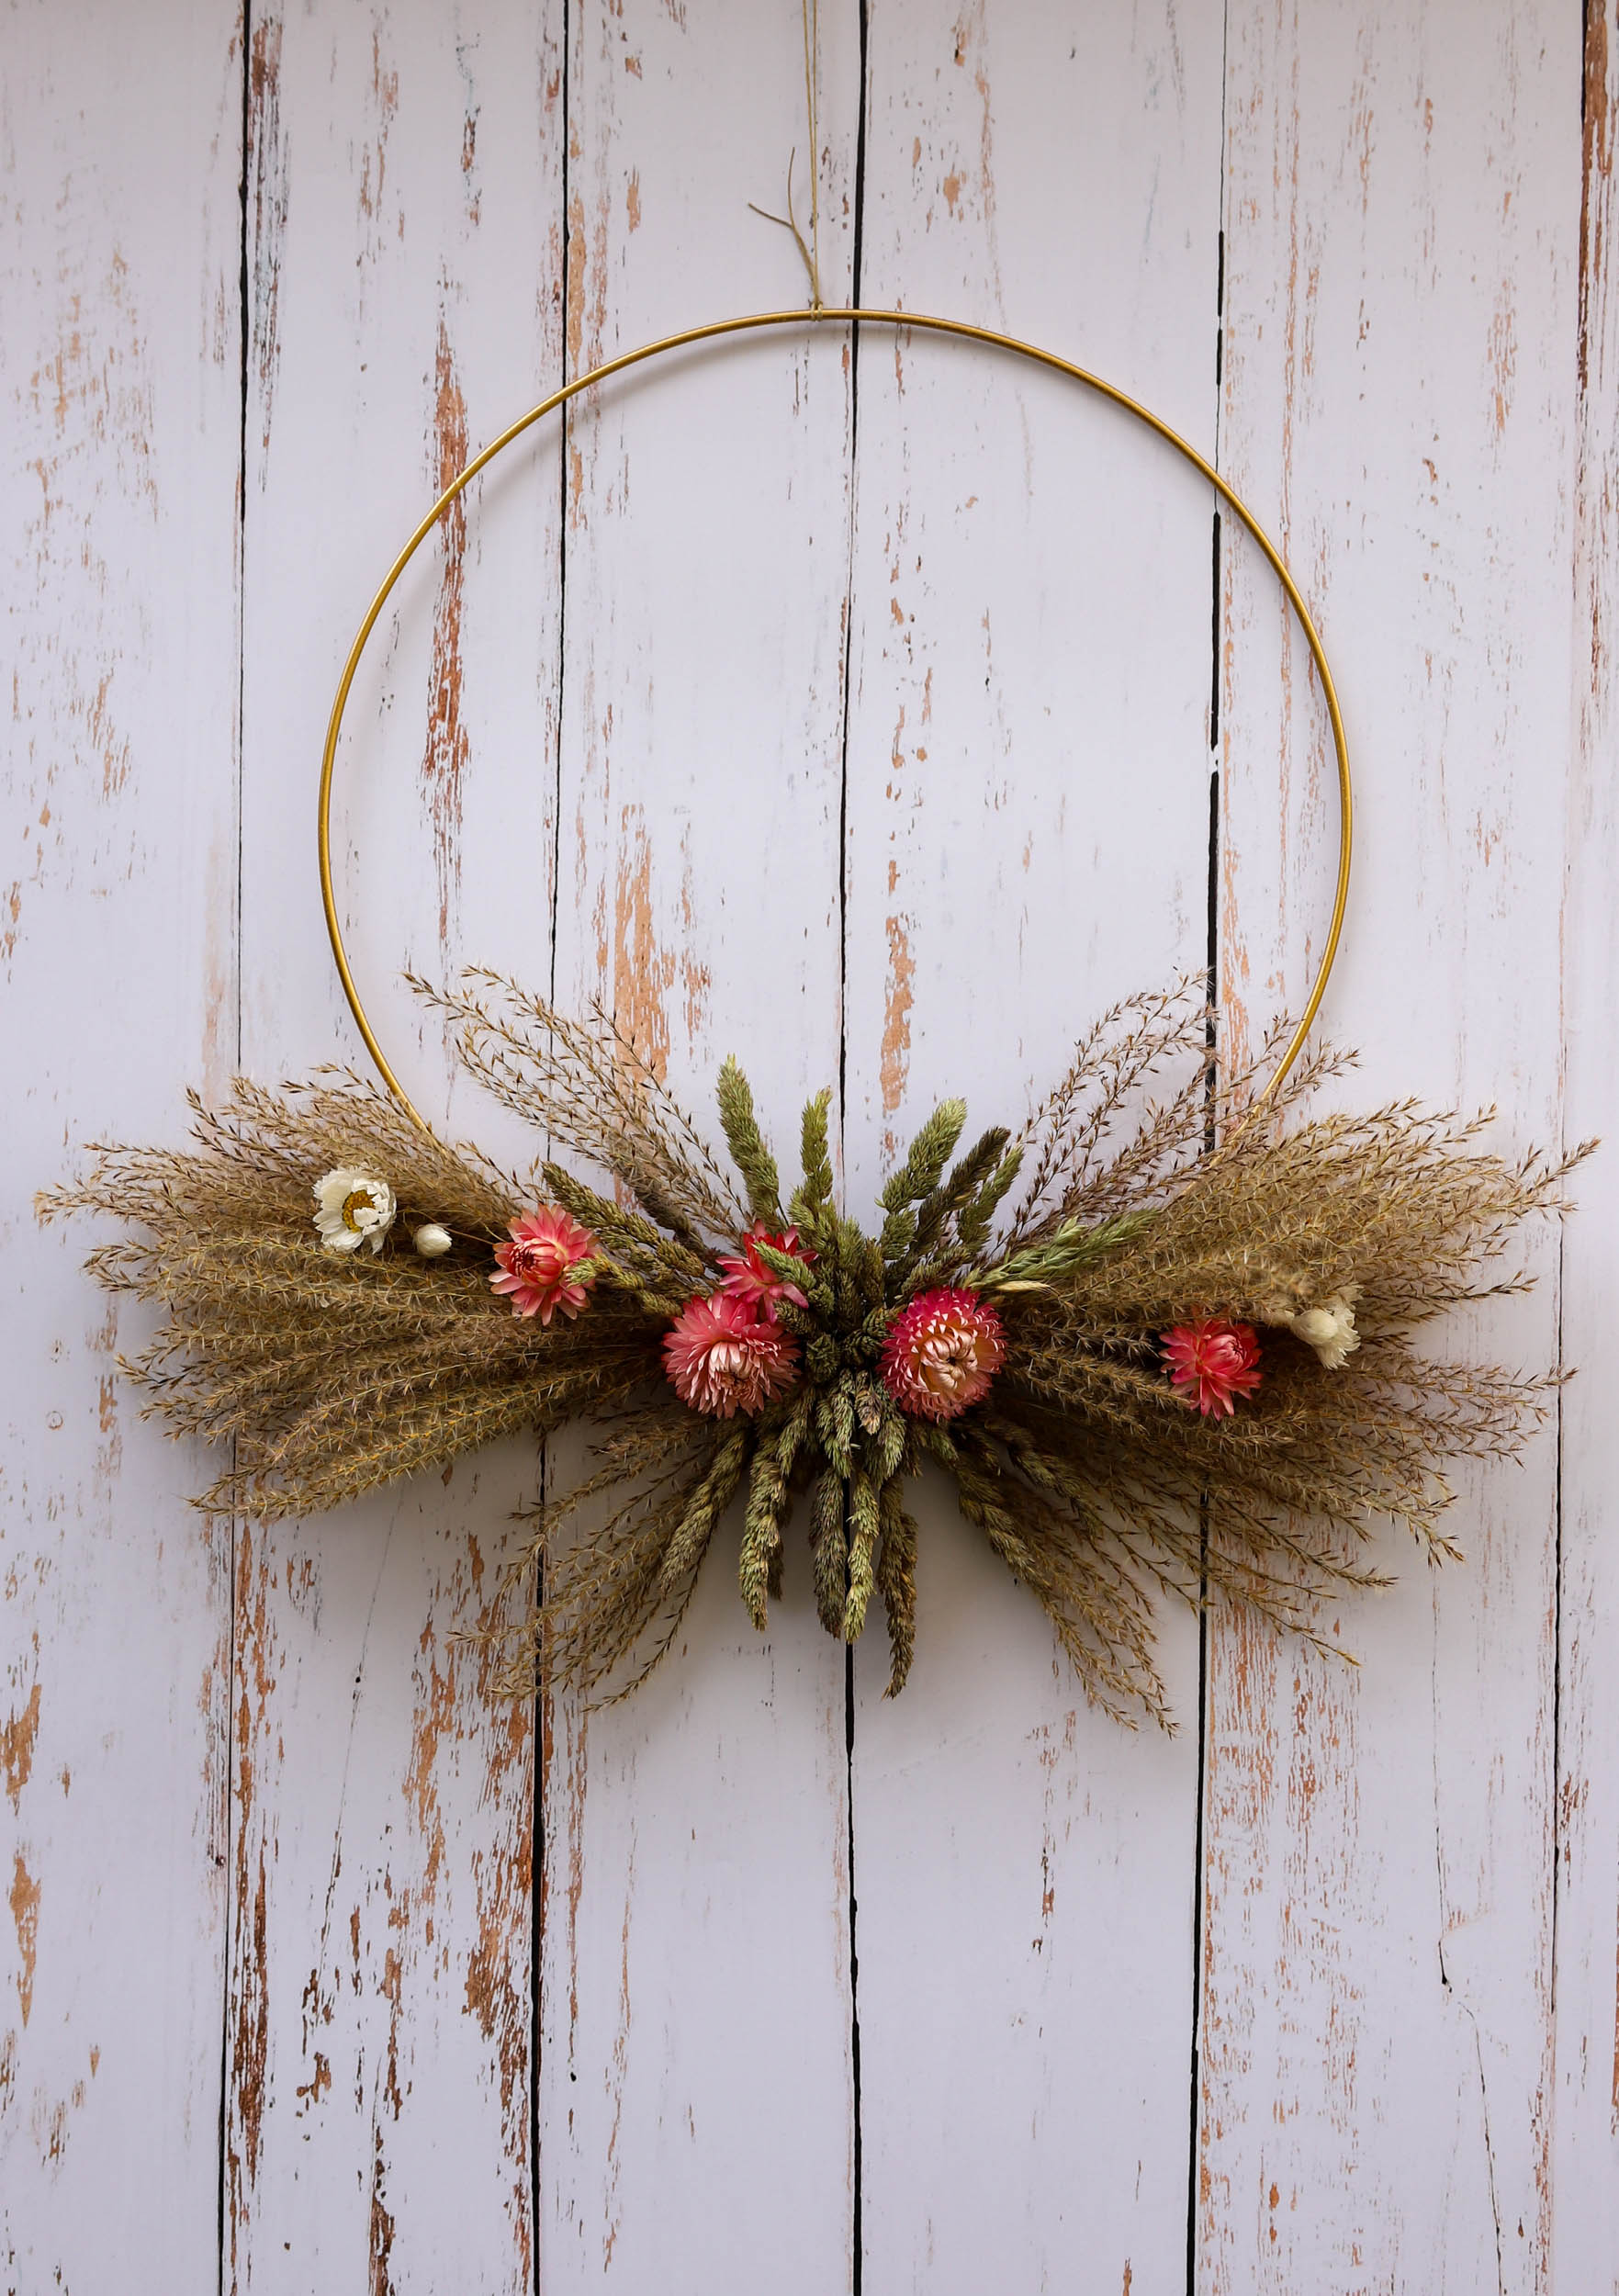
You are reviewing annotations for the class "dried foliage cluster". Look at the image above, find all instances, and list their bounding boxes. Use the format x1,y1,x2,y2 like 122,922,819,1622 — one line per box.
46,974,1585,1728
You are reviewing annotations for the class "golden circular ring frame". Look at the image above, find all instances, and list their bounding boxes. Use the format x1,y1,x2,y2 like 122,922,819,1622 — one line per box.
319,306,1353,1133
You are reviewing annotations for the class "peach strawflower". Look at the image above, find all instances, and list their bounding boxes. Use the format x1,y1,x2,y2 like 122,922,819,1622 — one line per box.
664,1291,800,1418
717,1221,817,1311
882,1287,1005,1423
1163,1319,1262,1417
490,1206,598,1324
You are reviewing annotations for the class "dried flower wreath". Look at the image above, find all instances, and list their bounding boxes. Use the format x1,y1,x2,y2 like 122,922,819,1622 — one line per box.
43,310,1588,1730
47,967,1583,1729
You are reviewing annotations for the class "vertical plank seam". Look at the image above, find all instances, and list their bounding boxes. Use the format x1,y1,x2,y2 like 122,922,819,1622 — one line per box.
836,6,872,2287
1186,14,1231,2286
534,2,572,2282
1186,771,1219,2296
1551,1235,1565,2018
1552,0,1599,2089
218,6,253,2289
1192,506,1224,2295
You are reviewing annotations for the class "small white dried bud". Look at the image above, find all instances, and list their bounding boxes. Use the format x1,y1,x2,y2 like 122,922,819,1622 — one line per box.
1288,1291,1360,1370
313,1167,396,1255
412,1222,454,1258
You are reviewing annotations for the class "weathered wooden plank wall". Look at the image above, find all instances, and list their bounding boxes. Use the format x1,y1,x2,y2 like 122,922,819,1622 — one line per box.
2,6,242,2289
230,11,562,2289
1559,1,1619,2281
538,8,860,2285
1205,9,1581,2290
4,4,1614,2291
844,8,1218,2288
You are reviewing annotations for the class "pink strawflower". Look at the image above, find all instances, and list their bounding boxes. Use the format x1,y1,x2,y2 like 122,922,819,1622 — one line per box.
882,1287,1006,1423
490,1206,598,1324
717,1221,817,1311
1163,1320,1262,1417
664,1291,800,1419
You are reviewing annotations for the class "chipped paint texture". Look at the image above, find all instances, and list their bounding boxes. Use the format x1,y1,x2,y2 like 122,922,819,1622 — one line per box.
1206,5,1579,2290
2,0,241,2285
539,6,860,2289
229,6,563,2290
846,8,1219,2288
424,316,471,954
1555,1,1619,2282
6,3,1619,2290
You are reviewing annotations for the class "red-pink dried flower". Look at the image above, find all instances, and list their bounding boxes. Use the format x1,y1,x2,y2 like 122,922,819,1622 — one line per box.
1163,1319,1262,1417
717,1221,817,1312
882,1287,1006,1423
664,1291,800,1419
490,1206,598,1324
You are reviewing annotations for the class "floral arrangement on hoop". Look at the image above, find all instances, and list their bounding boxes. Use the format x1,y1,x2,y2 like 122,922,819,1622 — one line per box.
44,970,1586,1728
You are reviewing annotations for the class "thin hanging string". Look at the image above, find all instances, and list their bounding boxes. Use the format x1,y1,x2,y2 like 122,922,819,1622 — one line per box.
748,0,824,308
803,0,821,306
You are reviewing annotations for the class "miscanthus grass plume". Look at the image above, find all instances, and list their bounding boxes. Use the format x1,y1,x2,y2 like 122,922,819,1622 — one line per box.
44,972,1589,1730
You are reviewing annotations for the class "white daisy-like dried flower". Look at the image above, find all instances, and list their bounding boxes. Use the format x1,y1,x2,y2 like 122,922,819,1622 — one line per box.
412,1222,453,1258
1287,1289,1360,1370
313,1167,396,1255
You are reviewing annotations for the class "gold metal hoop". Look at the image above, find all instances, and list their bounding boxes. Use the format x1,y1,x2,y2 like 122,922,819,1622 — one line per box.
319,307,1353,1133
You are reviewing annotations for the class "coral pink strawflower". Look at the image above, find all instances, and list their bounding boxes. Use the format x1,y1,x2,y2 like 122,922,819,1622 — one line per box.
717,1221,817,1311
664,1291,800,1419
882,1287,1005,1423
490,1206,598,1324
1163,1319,1262,1417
